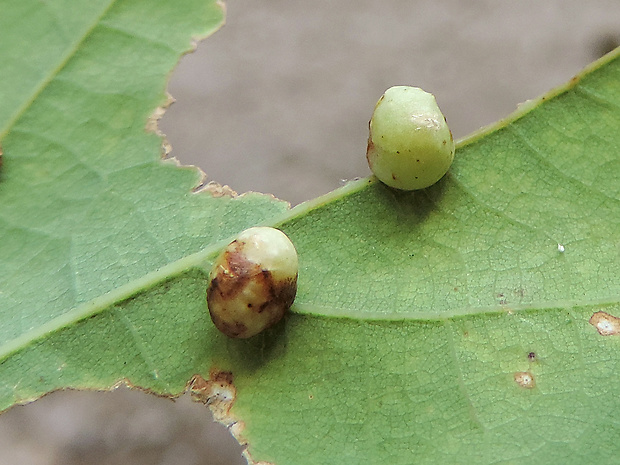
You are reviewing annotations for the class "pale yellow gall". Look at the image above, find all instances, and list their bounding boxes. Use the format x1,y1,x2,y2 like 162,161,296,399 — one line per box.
207,227,298,338
366,86,455,190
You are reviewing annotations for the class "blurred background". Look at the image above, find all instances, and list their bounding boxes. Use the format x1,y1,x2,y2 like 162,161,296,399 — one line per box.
1,1,618,463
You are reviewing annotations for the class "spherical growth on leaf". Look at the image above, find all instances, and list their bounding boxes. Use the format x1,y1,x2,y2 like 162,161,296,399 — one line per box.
207,227,298,338
366,86,455,190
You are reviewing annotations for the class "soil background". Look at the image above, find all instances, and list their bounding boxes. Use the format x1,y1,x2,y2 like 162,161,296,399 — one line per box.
1,1,619,464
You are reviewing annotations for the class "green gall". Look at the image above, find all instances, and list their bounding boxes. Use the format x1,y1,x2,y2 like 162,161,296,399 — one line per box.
366,86,455,190
207,227,298,338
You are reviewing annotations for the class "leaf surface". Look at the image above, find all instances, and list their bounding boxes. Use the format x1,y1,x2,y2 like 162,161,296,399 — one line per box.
1,2,619,464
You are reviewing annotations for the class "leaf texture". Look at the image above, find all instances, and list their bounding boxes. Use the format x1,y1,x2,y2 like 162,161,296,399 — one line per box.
0,2,619,464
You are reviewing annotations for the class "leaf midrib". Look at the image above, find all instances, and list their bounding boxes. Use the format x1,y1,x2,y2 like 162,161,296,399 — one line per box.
293,297,620,321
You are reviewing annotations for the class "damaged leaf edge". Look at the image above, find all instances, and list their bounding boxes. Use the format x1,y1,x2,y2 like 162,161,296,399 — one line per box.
188,369,275,465
146,1,290,207
1,368,272,465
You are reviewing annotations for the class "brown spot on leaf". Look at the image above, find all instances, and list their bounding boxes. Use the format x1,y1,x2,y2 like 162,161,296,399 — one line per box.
189,370,236,422
186,369,274,463
189,370,270,464
589,311,620,336
514,371,536,389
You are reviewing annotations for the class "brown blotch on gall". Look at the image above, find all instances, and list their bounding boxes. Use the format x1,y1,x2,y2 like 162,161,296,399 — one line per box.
207,227,299,339
366,139,376,169
514,371,536,389
589,311,620,336
214,319,248,339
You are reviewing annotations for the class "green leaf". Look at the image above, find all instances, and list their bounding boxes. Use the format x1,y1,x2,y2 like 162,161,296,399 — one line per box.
0,0,286,346
0,0,284,406
1,2,619,465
